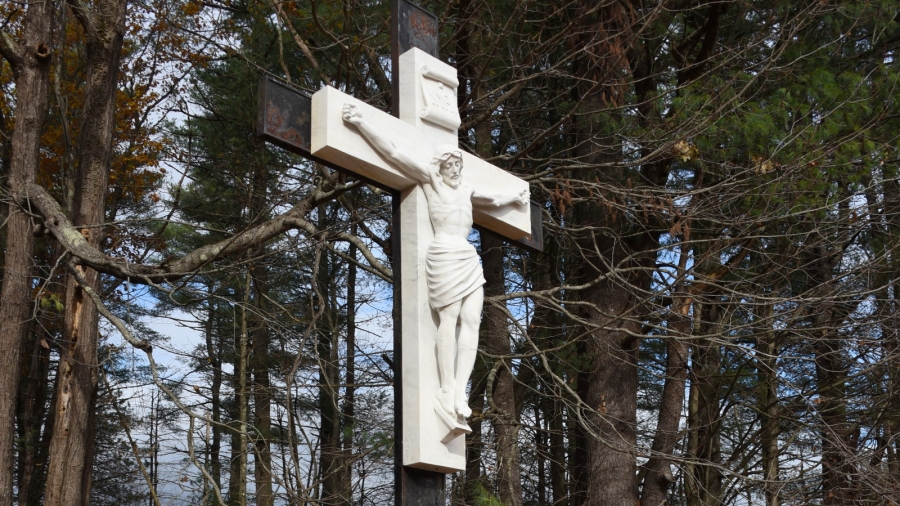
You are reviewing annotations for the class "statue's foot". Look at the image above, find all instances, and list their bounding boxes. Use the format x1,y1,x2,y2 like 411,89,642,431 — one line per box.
436,388,455,417
455,397,472,418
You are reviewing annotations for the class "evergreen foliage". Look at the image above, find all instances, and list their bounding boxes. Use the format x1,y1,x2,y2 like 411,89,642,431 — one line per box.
1,0,900,504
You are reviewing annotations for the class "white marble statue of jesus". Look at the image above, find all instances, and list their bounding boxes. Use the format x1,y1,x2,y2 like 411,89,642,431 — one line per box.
342,104,529,423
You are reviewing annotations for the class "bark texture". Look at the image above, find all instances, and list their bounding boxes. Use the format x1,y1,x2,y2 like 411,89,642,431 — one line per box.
809,248,854,504
481,234,523,506
686,303,726,506
43,0,126,504
20,177,379,283
16,318,54,506
570,4,647,502
318,206,351,506
0,2,55,504
639,329,689,506
758,305,781,506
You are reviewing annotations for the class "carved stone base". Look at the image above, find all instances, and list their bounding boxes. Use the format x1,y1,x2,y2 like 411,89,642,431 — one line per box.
434,396,471,443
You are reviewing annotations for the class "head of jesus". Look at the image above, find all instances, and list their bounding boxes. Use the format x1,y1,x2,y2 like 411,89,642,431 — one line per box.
433,145,463,189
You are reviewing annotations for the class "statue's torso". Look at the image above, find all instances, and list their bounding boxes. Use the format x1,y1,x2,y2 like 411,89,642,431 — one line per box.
423,183,474,240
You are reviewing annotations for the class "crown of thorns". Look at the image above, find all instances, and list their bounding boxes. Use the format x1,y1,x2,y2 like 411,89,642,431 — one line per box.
432,144,463,168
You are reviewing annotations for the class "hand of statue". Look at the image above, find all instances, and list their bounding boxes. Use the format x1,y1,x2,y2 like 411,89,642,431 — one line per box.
516,188,530,206
342,104,363,125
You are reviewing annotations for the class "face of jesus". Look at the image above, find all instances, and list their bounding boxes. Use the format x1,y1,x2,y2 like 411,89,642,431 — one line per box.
439,156,463,188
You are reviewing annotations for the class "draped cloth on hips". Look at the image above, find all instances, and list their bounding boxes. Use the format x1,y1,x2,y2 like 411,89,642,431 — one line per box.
426,235,486,310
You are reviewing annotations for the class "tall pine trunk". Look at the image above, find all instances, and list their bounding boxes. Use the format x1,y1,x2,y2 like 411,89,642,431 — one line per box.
640,237,693,506
808,246,854,504
0,1,55,503
251,293,273,506
758,303,781,506
578,279,641,505
16,318,54,506
571,66,641,506
341,233,357,501
204,295,224,502
317,205,350,506
685,303,726,506
248,136,274,506
43,1,125,503
481,234,523,506
570,117,646,504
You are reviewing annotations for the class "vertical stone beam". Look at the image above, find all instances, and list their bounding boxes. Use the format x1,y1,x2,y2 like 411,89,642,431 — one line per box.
392,2,447,504
396,48,467,472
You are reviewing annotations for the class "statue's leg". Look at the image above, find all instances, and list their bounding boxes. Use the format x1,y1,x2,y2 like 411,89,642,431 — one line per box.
436,300,463,415
455,286,483,417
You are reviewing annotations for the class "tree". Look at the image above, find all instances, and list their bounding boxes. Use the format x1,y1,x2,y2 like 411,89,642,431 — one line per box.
0,1,56,504
3,0,900,504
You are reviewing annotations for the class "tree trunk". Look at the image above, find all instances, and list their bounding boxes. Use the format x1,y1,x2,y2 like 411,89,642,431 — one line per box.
568,1,661,502
579,280,641,506
464,357,488,505
816,333,853,505
249,136,274,506
686,302,725,506
227,400,244,506
548,396,568,506
205,296,223,503
342,233,357,500
16,318,54,506
640,232,694,506
639,323,690,506
252,286,273,506
804,245,854,504
0,2,55,503
481,234,523,506
43,0,125,503
317,209,350,506
757,304,781,506
570,93,642,506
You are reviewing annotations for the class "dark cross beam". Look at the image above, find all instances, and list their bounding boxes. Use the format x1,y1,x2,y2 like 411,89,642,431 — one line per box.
257,1,542,505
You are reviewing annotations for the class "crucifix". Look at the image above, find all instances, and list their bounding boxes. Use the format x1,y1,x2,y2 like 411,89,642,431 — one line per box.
258,0,541,501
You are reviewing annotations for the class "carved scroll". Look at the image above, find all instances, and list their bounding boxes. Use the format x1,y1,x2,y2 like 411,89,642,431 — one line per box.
419,65,461,131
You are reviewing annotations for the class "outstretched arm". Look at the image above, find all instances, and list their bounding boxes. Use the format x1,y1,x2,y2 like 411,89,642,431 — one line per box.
472,187,530,208
342,104,431,185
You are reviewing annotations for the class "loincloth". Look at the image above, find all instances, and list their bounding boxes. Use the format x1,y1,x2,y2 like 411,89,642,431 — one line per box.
425,236,486,310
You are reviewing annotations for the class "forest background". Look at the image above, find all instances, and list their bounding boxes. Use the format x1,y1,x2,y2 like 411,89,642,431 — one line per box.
1,0,899,504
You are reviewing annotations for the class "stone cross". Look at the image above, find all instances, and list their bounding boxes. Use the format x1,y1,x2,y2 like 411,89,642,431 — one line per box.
257,2,541,486
310,48,534,473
